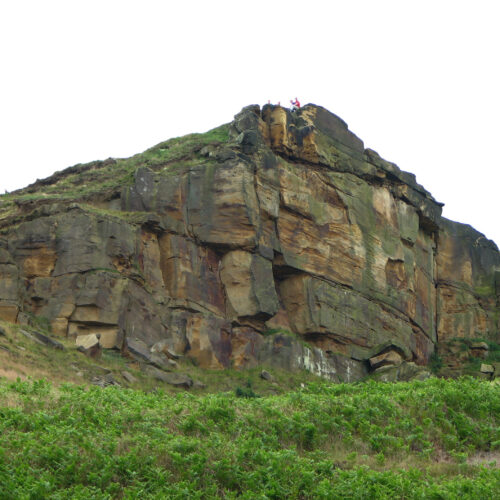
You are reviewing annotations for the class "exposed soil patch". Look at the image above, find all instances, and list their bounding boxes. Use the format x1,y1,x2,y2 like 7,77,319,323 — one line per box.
0,367,25,381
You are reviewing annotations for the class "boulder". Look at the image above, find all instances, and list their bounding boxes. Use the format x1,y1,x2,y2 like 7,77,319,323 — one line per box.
121,371,138,384
369,350,404,370
76,333,101,359
125,337,176,371
19,329,64,350
371,362,431,382
470,342,489,350
144,365,193,388
151,340,181,359
0,303,19,323
125,338,151,362
480,363,494,374
92,373,119,387
260,370,274,382
149,353,177,371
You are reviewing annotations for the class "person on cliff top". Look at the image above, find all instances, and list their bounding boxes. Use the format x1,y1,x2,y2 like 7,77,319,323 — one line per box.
290,98,300,112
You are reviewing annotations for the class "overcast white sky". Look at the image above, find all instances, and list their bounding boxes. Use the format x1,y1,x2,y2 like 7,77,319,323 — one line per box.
1,1,499,246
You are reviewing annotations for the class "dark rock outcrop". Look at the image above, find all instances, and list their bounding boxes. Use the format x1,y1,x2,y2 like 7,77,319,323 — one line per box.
0,104,498,382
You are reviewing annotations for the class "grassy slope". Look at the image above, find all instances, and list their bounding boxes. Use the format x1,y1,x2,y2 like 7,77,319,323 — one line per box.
0,376,498,499
0,124,230,225
2,321,499,498
0,321,322,396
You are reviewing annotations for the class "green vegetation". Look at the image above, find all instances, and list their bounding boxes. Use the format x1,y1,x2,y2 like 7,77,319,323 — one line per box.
483,341,500,363
429,351,444,374
235,379,259,399
0,123,230,221
0,376,498,499
436,338,500,378
0,321,326,395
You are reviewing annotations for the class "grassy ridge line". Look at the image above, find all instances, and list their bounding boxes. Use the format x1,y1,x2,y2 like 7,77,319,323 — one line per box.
0,123,230,223
0,377,498,499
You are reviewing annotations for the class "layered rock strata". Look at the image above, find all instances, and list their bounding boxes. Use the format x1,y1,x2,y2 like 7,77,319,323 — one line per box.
0,104,498,381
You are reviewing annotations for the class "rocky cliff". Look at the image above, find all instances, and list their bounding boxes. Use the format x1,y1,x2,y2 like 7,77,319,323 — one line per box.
1,104,499,381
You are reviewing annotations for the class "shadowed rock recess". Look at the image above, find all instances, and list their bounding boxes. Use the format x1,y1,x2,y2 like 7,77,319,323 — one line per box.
1,104,499,382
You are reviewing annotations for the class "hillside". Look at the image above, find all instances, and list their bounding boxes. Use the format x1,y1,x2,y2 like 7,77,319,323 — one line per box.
0,103,499,383
0,376,498,498
1,104,500,499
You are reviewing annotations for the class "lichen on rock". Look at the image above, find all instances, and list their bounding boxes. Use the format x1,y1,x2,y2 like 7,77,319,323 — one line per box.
0,103,498,382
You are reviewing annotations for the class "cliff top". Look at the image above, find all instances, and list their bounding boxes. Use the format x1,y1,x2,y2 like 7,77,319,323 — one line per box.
0,103,442,231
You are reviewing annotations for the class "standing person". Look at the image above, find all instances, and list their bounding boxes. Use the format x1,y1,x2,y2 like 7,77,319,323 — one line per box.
290,97,301,112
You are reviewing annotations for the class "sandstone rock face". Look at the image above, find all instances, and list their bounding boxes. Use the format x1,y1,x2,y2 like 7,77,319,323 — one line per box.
436,219,499,342
1,103,498,381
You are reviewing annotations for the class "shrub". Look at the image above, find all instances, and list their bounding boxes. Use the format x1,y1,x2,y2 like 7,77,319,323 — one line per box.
0,377,498,498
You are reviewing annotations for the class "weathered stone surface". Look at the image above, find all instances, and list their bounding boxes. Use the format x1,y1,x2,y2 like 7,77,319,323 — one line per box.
470,342,489,350
470,342,489,359
151,340,181,359
261,104,364,165
71,274,127,325
18,329,42,345
0,247,20,323
123,337,174,370
159,233,224,315
436,219,499,343
76,334,102,358
260,370,274,382
149,353,176,371
121,371,138,383
187,160,260,248
220,250,279,320
184,315,232,369
92,373,118,387
230,326,264,369
118,280,169,348
75,333,100,349
279,274,425,362
31,330,64,349
256,332,368,383
125,338,151,362
1,103,498,382
49,211,136,276
144,365,193,388
480,363,494,374
20,329,64,350
0,303,19,323
369,350,404,369
372,362,431,382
